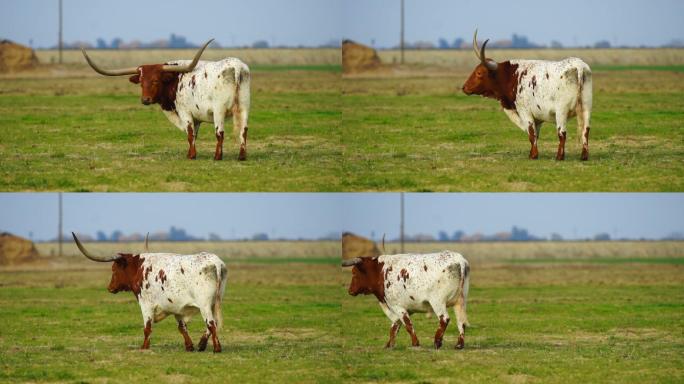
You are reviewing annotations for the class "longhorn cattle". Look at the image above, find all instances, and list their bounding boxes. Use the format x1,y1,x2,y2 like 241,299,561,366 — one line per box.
72,233,228,352
342,251,470,349
462,30,593,160
82,39,251,161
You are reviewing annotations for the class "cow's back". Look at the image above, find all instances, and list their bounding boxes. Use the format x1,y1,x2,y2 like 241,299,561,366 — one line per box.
512,58,590,121
138,252,225,319
380,251,467,312
171,58,250,122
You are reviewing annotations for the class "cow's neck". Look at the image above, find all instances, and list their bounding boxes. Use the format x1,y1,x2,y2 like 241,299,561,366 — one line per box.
119,254,146,299
490,61,519,110
159,75,180,112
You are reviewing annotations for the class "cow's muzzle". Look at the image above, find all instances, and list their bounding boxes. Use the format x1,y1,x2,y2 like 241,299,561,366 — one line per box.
141,97,153,105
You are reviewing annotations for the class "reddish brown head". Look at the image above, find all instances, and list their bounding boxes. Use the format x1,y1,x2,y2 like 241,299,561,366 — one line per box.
107,254,145,294
129,66,180,108
461,30,519,109
81,39,214,108
342,257,385,300
71,233,145,295
462,29,500,95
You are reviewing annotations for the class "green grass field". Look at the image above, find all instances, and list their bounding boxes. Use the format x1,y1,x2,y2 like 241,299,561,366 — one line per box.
341,66,684,191
1,52,683,191
1,243,683,383
341,258,684,383
0,258,343,383
0,66,340,191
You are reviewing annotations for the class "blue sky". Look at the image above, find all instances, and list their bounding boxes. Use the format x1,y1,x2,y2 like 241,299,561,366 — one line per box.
0,0,343,48
1,0,682,48
344,0,684,48
0,193,681,241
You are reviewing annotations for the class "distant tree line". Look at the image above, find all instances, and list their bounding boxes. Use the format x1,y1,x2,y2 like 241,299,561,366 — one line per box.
401,34,684,50
51,34,340,50
50,226,684,243
396,226,684,242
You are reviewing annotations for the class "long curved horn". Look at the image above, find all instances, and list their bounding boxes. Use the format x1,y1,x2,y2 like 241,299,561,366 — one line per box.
162,38,214,73
81,49,138,76
480,39,498,71
144,232,149,252
341,258,362,267
381,234,386,254
472,29,482,61
72,232,119,262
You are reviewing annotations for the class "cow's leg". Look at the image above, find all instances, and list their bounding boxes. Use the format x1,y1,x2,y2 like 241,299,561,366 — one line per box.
141,318,152,350
213,109,226,161
198,330,210,352
454,275,470,350
185,121,199,160
527,121,540,159
555,113,568,161
233,107,249,161
386,320,402,349
199,307,221,353
429,302,450,350
579,106,591,161
379,302,402,348
401,312,420,347
175,316,194,351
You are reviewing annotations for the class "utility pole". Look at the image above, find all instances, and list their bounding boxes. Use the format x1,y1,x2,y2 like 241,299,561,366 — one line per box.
58,193,63,257
400,0,405,64
400,192,405,253
58,0,63,64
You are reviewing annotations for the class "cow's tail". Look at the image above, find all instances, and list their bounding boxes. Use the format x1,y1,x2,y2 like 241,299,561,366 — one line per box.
455,260,470,327
576,63,593,144
212,262,228,330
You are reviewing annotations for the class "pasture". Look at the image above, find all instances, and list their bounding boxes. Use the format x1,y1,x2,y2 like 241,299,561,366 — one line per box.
340,240,684,383
0,245,343,383
0,49,340,192
342,49,684,191
1,240,682,382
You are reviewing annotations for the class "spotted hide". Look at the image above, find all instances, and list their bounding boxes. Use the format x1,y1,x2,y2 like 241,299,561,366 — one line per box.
462,30,593,160
343,251,470,349
72,233,228,352
82,40,251,161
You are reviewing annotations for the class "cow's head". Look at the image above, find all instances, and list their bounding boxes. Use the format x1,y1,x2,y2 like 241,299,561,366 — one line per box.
462,29,500,97
82,39,213,106
342,257,384,297
72,232,149,294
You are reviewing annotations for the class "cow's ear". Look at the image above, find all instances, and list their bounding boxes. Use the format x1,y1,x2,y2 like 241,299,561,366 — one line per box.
129,74,140,84
161,72,177,83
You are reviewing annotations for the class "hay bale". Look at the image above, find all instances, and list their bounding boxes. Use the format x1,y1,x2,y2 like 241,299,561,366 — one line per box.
342,232,380,260
342,40,381,74
0,232,40,266
0,40,39,72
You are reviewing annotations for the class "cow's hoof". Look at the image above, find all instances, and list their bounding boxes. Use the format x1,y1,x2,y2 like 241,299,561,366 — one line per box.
455,344,464,350
185,345,195,352
556,154,565,161
213,346,222,353
434,340,443,350
581,151,589,161
238,155,247,161
214,155,223,161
